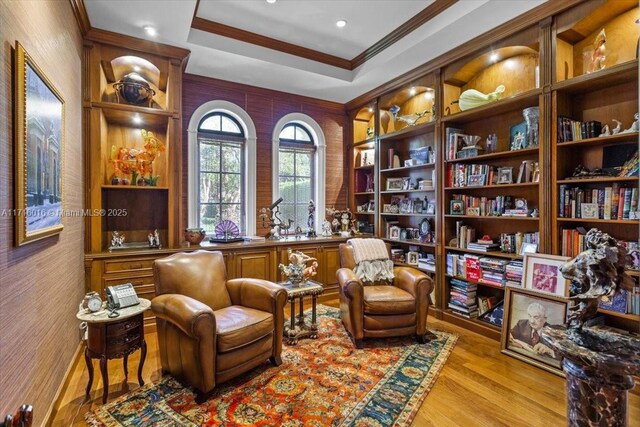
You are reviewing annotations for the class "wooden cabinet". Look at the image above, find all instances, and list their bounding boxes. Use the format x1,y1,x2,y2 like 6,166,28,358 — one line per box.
230,249,276,281
83,30,189,253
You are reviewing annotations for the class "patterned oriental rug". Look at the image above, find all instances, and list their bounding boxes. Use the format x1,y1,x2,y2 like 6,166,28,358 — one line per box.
86,306,458,427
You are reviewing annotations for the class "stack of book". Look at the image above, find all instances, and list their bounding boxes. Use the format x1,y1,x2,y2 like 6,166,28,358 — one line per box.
505,260,524,287
418,254,436,272
467,241,501,252
446,253,467,278
479,257,509,287
449,278,478,318
477,295,499,316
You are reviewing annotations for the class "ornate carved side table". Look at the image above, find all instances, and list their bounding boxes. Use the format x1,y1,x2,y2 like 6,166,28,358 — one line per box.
76,298,150,403
279,280,324,345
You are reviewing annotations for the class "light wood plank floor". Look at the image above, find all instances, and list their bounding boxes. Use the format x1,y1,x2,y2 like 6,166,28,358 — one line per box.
51,302,639,426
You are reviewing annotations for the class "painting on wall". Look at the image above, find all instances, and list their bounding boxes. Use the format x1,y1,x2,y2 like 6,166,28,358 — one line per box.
14,41,65,246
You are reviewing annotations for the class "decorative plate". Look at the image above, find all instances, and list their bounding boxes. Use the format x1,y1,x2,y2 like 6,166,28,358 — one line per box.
215,220,240,238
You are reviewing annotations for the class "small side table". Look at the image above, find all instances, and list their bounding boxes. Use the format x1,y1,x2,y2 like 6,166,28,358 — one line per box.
279,280,324,345
76,298,150,403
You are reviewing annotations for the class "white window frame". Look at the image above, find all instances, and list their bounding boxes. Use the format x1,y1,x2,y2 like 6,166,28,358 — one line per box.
272,113,326,236
188,101,257,235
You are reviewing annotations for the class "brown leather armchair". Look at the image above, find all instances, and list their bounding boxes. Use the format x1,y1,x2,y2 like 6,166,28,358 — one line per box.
152,250,287,402
336,242,433,348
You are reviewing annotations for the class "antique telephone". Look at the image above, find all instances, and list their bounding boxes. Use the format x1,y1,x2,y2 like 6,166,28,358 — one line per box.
105,283,140,318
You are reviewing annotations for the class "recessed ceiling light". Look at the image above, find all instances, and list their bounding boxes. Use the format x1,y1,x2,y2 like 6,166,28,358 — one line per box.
489,52,499,62
133,65,141,72
336,20,347,28
424,90,434,100
409,87,417,96
266,0,277,3
368,107,373,113
133,115,143,124
143,25,157,37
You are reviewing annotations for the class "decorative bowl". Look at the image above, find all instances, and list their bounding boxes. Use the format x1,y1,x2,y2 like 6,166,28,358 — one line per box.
184,228,206,245
113,72,155,105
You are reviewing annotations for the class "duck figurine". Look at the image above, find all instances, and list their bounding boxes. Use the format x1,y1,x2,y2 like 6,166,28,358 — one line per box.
396,110,429,126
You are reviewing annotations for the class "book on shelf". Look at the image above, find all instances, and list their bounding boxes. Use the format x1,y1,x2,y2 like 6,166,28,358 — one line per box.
559,185,637,220
466,242,501,252
598,289,628,314
557,116,602,142
464,255,481,281
445,127,463,161
477,295,498,316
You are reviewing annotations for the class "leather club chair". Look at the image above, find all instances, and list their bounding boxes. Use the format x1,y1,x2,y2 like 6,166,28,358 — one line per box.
151,250,287,402
336,242,433,348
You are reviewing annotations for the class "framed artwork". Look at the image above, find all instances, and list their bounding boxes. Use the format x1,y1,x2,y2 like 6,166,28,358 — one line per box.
466,207,480,216
467,174,485,187
14,42,65,246
501,287,569,376
402,177,411,190
580,203,599,219
389,226,401,240
426,201,436,215
497,167,513,184
386,178,404,191
407,251,419,265
450,199,464,215
523,253,570,297
509,121,527,150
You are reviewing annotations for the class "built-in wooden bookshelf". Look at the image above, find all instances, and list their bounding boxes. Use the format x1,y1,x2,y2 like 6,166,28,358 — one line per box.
347,0,639,339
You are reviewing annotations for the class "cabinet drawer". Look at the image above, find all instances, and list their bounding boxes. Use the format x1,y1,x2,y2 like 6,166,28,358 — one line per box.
106,334,143,357
106,316,143,337
104,258,155,274
104,275,154,289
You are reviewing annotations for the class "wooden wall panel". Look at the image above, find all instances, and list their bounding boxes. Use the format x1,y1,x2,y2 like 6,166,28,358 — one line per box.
182,75,348,234
0,1,84,425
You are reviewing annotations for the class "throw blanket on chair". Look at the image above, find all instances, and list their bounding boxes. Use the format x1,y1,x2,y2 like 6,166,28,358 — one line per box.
348,238,394,284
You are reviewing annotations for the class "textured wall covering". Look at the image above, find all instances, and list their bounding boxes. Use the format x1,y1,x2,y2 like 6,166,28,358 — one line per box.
0,1,84,424
182,74,348,235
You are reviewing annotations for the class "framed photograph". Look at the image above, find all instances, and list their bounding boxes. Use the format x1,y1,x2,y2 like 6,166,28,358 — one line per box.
509,121,528,151
519,242,538,256
450,199,464,215
360,149,375,167
386,177,403,191
467,174,485,187
366,201,375,212
412,198,424,213
497,167,513,184
501,287,569,376
383,204,392,213
407,251,419,266
389,226,400,240
426,201,436,215
404,159,417,167
523,253,570,297
402,177,411,190
399,228,408,240
14,42,65,246
466,207,480,216
580,203,599,219
399,198,413,214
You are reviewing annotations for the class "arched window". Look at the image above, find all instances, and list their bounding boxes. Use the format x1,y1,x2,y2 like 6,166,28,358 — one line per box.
188,101,257,236
272,114,326,235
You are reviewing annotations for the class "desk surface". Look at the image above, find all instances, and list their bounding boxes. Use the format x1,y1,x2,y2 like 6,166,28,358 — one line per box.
76,298,151,323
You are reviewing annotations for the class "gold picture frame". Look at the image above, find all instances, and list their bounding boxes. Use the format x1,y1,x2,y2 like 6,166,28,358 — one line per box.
501,287,569,376
14,41,65,245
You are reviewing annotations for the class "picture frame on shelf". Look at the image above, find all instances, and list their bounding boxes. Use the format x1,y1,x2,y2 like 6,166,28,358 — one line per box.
426,201,436,215
413,198,424,213
466,207,480,216
519,242,538,256
360,148,375,167
523,253,570,297
400,229,408,240
501,287,568,376
407,251,419,266
383,204,393,213
404,159,417,167
14,42,65,246
580,203,599,219
366,200,375,212
399,198,413,214
450,199,464,215
386,178,404,191
402,177,411,190
509,121,528,151
497,167,513,184
467,174,485,187
389,226,401,240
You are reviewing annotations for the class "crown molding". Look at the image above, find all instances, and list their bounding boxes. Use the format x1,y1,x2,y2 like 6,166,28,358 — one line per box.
68,0,91,36
85,28,191,61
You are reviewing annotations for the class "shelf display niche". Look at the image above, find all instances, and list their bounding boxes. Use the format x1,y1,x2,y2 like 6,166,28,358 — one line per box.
378,75,435,136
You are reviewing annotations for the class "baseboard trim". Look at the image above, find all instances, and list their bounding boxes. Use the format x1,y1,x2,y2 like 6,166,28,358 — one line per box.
43,341,84,427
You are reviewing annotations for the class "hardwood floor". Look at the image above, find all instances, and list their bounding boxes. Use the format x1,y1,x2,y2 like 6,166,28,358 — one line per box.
51,301,639,426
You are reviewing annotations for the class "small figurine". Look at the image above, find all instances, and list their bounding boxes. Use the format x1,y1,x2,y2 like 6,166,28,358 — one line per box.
396,110,429,127
366,127,374,138
530,208,539,218
321,220,332,237
389,105,401,119
621,113,639,134
295,226,303,239
307,200,316,237
148,229,161,248
598,124,610,137
588,28,606,73
111,231,125,248
486,133,497,153
611,119,622,135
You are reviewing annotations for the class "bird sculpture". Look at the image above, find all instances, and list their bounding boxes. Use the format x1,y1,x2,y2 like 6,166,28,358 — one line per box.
560,229,634,330
396,110,429,127
611,119,622,135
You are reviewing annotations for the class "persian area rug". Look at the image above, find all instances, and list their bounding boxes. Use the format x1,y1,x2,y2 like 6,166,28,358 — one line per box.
86,306,457,427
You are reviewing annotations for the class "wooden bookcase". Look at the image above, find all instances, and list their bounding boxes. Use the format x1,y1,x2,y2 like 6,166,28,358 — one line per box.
83,30,189,253
350,103,377,235
551,2,640,331
346,0,639,339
